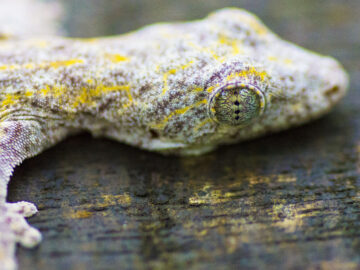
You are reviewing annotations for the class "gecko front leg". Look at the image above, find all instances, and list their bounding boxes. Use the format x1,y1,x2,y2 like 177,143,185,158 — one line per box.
0,119,69,270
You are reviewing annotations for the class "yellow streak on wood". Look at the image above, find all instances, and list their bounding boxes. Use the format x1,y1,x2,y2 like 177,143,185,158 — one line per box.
67,210,93,219
64,193,132,219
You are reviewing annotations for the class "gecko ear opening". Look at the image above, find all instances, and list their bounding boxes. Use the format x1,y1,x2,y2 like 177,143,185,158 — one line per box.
208,82,266,126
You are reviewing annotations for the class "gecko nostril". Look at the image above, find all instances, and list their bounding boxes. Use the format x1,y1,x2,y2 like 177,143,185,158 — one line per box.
324,85,340,98
150,129,160,138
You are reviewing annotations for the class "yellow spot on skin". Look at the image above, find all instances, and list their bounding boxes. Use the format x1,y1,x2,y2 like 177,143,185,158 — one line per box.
72,84,131,108
268,56,293,65
24,63,35,69
106,53,129,63
240,14,268,35
162,69,177,95
218,35,243,55
284,58,293,65
226,67,268,82
53,85,67,98
152,99,207,129
206,85,217,93
192,86,204,92
161,61,194,95
188,41,221,61
193,119,213,132
267,56,278,61
24,90,33,97
180,60,194,70
40,85,51,96
48,59,84,69
73,87,94,108
29,40,49,48
1,91,35,106
0,59,84,71
0,65,16,70
1,94,19,106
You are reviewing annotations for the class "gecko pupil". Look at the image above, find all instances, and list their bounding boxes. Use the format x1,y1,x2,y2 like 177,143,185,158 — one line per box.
209,84,265,126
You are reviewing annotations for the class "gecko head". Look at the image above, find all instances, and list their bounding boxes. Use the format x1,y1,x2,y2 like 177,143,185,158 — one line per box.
148,54,348,156
188,52,349,155
202,8,349,128
204,52,349,130
145,8,349,155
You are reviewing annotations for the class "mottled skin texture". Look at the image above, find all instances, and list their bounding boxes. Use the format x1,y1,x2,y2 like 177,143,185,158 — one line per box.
0,8,349,270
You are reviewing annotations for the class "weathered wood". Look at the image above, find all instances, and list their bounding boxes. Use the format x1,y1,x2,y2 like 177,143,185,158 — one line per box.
8,0,360,269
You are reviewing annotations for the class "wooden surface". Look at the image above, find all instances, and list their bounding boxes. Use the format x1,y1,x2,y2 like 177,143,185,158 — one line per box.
8,0,360,269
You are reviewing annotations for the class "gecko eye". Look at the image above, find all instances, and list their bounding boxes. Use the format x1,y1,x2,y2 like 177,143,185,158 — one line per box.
208,83,266,126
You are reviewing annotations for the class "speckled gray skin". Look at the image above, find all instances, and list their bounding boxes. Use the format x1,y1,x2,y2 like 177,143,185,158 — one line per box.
0,8,349,270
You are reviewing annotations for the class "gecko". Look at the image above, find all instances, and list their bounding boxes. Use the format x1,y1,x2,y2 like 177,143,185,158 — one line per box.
0,8,349,270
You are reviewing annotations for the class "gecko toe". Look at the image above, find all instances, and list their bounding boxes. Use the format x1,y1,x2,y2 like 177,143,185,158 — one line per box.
6,212,42,248
6,201,38,217
17,226,42,248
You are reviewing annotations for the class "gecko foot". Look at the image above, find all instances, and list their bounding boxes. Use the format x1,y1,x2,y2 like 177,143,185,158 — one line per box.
0,201,42,270
1,201,42,248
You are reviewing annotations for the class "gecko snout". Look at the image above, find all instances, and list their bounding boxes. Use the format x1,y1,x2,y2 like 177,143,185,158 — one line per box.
320,59,349,104
323,60,349,103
